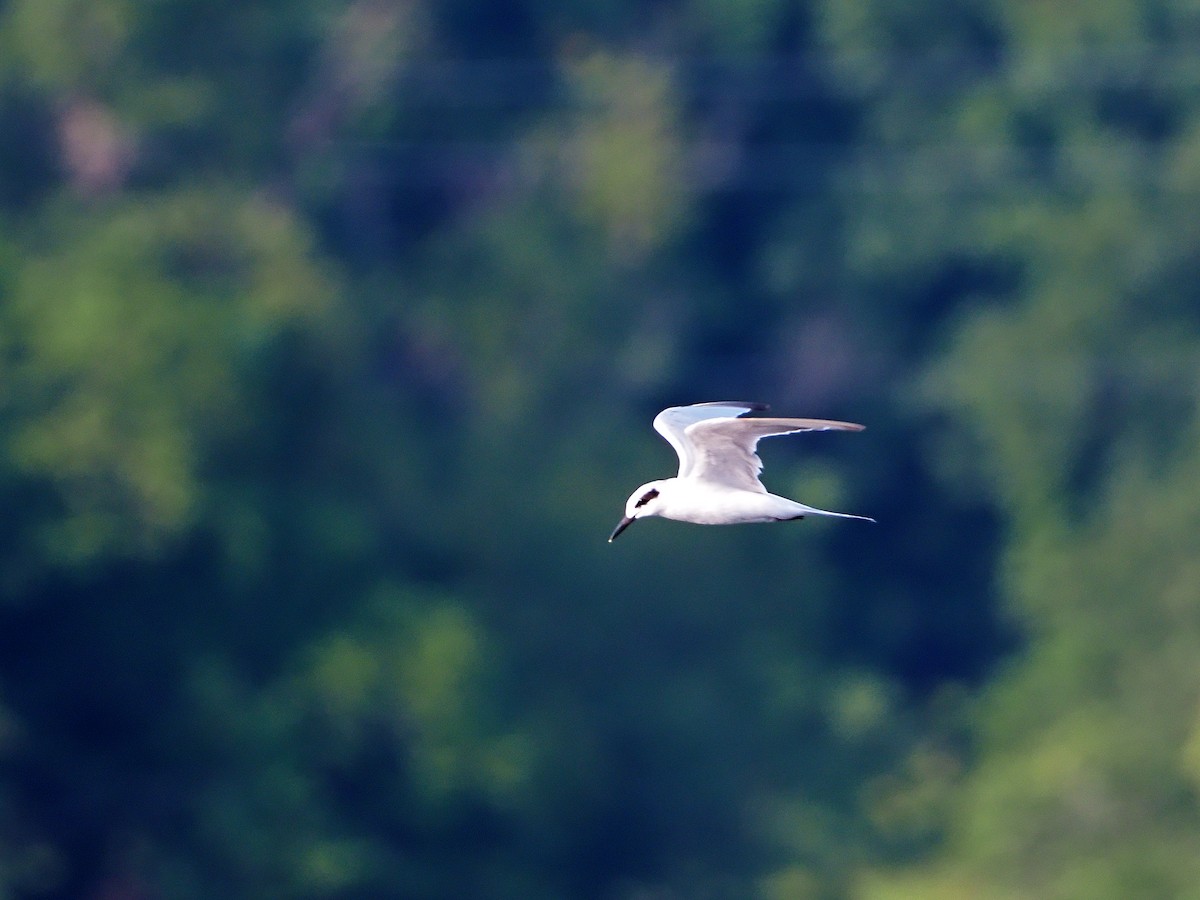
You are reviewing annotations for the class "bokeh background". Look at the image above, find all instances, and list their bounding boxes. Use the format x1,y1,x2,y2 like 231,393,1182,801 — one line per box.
3,1,1200,897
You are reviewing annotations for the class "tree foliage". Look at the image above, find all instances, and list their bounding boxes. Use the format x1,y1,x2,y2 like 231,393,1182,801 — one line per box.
0,0,1197,898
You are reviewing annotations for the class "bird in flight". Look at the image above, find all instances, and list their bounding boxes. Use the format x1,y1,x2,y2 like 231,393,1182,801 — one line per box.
609,401,873,541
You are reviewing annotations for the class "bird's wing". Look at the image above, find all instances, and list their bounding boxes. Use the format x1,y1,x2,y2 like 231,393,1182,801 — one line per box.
653,402,767,477
684,417,865,492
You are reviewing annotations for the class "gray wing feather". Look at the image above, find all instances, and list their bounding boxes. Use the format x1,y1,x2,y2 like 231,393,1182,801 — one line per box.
653,402,767,476
684,417,865,491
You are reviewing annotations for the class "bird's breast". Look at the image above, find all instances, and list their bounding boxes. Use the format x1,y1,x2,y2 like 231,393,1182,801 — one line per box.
659,485,792,525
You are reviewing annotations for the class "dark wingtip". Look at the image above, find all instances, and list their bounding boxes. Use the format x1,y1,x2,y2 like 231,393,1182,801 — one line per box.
697,400,769,412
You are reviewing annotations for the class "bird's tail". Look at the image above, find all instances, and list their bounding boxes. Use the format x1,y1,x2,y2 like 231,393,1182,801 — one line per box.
791,502,876,523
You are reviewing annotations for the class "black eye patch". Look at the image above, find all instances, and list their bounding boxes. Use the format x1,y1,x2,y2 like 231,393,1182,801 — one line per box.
634,488,659,508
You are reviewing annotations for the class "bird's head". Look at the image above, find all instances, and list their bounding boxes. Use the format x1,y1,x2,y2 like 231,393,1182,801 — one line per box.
608,481,667,542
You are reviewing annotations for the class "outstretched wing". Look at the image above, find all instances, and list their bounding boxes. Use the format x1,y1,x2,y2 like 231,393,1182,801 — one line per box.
685,416,865,492
653,402,767,477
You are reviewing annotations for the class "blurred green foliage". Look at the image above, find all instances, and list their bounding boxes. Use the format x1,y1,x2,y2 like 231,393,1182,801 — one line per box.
0,0,1198,898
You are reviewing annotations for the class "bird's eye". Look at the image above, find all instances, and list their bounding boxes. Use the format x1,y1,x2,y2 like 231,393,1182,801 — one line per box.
634,488,659,508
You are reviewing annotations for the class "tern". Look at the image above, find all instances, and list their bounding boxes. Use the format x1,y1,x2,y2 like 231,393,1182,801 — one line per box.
609,401,873,541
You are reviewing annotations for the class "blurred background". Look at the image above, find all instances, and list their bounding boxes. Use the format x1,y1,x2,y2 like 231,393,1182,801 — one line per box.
2,0,1200,897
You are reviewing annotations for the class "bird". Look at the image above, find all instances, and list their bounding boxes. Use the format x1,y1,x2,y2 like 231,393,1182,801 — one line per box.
609,401,874,541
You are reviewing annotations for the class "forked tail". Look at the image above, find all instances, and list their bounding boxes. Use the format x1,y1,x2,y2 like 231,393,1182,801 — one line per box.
792,502,876,523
